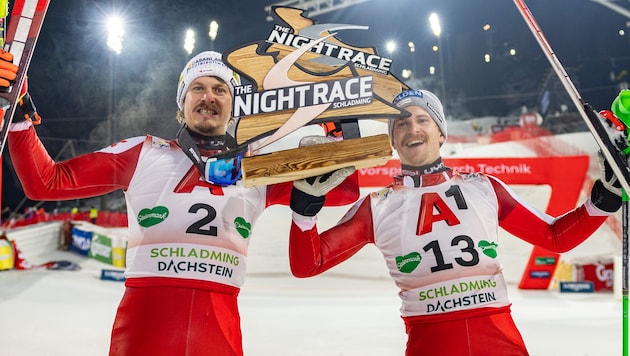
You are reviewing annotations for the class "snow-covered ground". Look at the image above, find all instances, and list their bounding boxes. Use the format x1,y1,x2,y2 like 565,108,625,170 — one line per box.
0,123,625,355
0,225,622,356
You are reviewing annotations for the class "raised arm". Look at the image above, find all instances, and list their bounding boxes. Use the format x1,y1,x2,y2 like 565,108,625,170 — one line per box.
491,174,614,253
289,179,374,277
8,122,141,200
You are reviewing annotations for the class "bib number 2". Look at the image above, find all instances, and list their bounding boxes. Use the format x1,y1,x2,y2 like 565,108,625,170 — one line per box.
186,203,218,236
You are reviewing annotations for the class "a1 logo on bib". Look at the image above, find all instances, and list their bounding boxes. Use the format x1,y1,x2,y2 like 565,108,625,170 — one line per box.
223,6,410,187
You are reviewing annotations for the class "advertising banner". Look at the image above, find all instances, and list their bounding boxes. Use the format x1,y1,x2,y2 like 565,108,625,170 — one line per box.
69,227,92,256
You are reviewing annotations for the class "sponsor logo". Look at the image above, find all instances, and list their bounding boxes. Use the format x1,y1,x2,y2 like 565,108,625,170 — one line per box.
419,279,499,313
395,252,422,273
234,217,251,238
266,24,392,74
223,7,407,151
150,247,240,266
559,281,594,293
426,292,497,313
595,263,613,287
101,269,126,282
478,240,498,259
158,260,234,278
535,257,556,265
529,270,551,279
233,76,373,117
238,33,374,151
137,206,169,228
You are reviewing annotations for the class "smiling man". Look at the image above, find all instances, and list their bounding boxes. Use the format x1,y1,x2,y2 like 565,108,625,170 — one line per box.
388,89,447,175
287,88,624,355
176,52,240,137
4,49,359,356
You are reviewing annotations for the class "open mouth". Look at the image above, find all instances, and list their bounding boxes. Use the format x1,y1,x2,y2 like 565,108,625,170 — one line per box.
405,139,424,147
197,106,219,116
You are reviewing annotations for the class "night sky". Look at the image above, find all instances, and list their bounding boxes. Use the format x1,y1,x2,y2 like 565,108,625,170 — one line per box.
2,0,629,212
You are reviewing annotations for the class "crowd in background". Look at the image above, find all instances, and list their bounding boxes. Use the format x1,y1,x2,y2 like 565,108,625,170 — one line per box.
1,205,127,229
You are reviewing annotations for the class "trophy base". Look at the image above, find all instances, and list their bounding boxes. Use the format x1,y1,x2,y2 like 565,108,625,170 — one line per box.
242,134,392,187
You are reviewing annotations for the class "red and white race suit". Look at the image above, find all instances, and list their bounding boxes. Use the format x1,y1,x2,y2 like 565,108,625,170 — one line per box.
8,121,358,356
290,169,610,356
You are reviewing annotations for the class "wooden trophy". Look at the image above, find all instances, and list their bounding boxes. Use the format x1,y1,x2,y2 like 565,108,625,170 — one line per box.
223,6,409,187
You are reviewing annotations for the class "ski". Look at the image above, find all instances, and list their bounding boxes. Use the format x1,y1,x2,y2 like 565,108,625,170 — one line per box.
0,0,50,155
600,90,630,356
512,1,630,354
587,103,630,184
512,0,630,193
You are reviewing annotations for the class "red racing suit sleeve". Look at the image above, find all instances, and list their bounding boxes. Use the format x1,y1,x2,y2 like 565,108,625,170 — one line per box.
8,122,141,200
489,175,609,252
289,174,612,278
289,194,373,278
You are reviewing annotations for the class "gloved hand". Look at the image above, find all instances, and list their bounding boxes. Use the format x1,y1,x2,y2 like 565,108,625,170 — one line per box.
0,49,17,88
321,121,343,140
591,150,623,212
290,136,355,217
0,50,40,124
15,78,41,124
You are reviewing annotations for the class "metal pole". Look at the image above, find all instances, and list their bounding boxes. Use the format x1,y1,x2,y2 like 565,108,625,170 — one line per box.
624,191,629,356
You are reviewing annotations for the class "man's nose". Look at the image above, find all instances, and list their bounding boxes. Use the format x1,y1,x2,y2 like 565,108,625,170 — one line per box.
201,90,216,103
408,120,422,132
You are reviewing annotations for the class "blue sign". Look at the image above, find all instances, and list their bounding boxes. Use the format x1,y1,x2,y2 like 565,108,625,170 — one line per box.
69,227,93,256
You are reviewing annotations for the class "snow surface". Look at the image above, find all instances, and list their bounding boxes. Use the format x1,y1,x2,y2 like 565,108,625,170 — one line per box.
0,123,626,355
0,242,622,356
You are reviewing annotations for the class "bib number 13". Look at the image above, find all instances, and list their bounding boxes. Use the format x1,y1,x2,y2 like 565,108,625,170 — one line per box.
423,235,479,272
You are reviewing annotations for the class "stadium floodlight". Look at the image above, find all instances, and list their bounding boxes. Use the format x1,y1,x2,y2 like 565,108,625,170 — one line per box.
429,13,441,38
184,29,195,55
209,21,219,50
429,13,446,102
209,21,219,40
385,40,396,54
106,15,125,55
408,41,415,53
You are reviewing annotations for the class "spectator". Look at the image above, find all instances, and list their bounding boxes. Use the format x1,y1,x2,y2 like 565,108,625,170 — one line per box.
89,206,98,224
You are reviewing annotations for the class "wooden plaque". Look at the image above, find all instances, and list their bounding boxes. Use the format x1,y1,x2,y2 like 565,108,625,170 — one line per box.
241,134,392,187
223,6,409,186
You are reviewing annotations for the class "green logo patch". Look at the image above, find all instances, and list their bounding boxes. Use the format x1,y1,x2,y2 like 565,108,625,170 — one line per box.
478,240,498,259
234,217,251,238
395,252,422,273
137,206,169,228
535,257,556,265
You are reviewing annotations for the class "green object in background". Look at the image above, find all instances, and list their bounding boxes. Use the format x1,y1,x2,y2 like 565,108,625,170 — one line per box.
88,232,127,268
0,0,7,48
612,89,630,137
89,233,113,265
611,88,630,356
